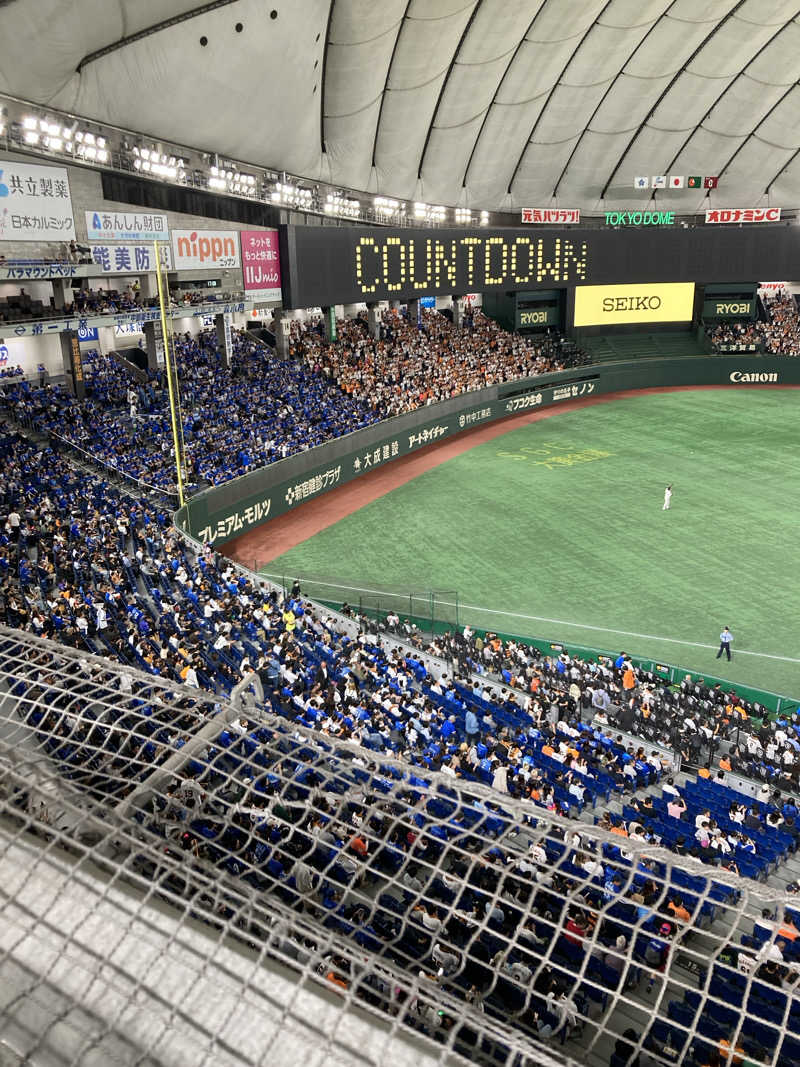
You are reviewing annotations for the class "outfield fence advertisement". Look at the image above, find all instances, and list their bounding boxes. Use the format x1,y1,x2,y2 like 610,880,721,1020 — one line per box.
177,356,800,549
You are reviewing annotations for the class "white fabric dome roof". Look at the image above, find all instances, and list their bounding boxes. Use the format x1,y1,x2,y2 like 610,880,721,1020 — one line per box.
2,0,799,213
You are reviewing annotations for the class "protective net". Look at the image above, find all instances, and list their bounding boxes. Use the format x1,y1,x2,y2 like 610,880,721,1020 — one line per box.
256,571,459,636
0,626,798,1067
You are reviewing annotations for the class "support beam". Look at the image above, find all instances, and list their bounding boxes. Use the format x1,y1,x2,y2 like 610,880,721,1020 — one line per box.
142,321,163,372
59,331,85,399
215,312,232,370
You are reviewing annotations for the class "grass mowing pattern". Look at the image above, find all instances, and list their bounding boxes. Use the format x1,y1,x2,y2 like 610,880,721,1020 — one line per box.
267,390,800,698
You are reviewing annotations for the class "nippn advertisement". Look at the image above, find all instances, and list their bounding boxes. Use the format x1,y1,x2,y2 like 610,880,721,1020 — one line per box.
573,282,695,326
171,229,240,269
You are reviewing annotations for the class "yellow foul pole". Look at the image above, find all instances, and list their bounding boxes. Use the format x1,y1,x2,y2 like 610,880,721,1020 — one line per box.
153,241,185,508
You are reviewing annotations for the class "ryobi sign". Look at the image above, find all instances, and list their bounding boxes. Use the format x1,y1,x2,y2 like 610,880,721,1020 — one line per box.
573,282,695,327
516,306,559,329
703,298,755,320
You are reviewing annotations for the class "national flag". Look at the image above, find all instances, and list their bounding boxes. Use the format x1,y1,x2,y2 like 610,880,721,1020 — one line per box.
669,175,684,189
704,176,719,189
651,175,666,188
687,176,701,188
634,176,648,190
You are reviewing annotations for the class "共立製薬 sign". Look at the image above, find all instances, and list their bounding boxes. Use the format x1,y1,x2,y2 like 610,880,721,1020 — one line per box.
0,161,75,241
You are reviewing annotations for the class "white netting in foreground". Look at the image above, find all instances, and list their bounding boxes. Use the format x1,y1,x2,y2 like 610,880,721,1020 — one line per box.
0,627,797,1067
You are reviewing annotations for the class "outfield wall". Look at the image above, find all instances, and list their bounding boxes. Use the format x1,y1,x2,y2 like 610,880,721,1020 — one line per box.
176,356,800,548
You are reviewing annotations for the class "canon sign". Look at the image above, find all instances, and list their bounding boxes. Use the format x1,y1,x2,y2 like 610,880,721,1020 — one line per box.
729,371,778,383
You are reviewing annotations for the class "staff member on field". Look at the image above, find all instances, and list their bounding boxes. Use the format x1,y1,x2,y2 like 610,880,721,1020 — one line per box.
716,627,733,661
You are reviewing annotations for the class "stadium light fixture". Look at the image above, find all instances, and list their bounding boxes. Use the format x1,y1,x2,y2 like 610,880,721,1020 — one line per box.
374,196,405,217
325,192,360,218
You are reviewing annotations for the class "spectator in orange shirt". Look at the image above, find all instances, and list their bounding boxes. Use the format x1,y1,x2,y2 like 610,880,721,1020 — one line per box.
349,833,369,857
668,896,691,925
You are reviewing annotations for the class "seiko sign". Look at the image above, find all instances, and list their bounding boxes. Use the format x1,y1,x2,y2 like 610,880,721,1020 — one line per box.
729,371,778,383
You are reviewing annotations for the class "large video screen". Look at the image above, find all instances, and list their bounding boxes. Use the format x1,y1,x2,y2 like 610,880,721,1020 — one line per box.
280,224,800,309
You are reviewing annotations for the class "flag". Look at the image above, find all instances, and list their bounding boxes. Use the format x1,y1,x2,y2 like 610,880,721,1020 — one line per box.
687,176,701,188
669,175,684,189
704,176,719,189
651,175,666,188
634,176,648,190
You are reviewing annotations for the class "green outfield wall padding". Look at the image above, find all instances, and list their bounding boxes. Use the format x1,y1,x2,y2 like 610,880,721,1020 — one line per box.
176,355,800,551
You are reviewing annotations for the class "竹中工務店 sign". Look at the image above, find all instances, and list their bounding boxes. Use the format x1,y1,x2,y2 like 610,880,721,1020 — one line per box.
89,243,171,274
574,283,695,327
85,210,169,241
0,160,75,241
172,229,240,269
240,229,282,301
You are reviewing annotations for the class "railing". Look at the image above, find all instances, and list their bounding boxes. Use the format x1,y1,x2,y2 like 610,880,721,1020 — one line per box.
46,428,180,504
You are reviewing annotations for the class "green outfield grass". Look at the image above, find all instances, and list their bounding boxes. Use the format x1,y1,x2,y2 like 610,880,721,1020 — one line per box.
266,390,800,699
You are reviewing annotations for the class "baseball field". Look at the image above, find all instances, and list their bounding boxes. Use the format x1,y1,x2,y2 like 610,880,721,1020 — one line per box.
263,389,799,701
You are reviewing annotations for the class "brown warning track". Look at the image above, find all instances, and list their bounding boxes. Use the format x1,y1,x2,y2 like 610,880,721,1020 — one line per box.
223,383,798,569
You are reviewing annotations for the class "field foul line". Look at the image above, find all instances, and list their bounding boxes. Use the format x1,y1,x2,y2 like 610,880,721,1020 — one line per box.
454,602,800,665
259,571,799,666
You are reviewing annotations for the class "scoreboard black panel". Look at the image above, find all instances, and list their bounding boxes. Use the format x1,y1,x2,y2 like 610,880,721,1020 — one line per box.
279,223,800,309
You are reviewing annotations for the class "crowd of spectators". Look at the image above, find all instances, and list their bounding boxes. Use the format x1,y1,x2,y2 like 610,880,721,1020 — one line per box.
707,322,762,351
415,628,800,795
0,280,231,327
708,292,800,355
761,293,800,355
2,419,798,882
2,309,577,493
292,309,569,418
3,423,800,1065
2,332,381,490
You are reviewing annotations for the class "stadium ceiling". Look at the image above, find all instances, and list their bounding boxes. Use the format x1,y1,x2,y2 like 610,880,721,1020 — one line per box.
3,0,800,214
